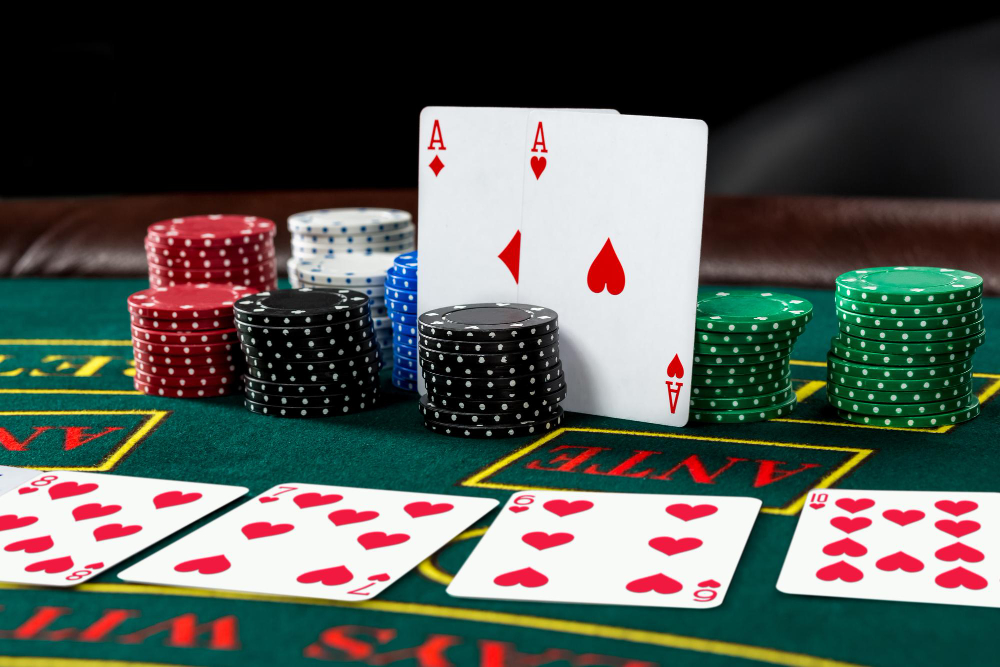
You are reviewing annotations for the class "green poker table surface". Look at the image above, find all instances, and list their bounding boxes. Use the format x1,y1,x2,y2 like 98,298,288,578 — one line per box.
0,278,996,667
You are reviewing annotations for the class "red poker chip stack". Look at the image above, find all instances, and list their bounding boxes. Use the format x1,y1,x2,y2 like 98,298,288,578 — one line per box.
127,283,259,398
145,215,278,291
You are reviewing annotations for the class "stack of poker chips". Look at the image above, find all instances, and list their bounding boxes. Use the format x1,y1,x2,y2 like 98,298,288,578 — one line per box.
145,215,278,291
289,254,396,368
386,252,418,391
286,207,415,282
128,284,253,397
827,266,985,428
233,289,381,418
417,303,565,438
691,291,813,423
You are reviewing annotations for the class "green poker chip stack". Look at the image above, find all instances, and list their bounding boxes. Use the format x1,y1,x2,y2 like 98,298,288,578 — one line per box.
691,290,813,423
828,267,985,427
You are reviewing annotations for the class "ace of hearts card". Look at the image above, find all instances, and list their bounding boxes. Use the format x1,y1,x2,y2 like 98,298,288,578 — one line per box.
517,111,708,427
447,490,760,609
0,471,247,587
120,484,498,601
777,488,1000,608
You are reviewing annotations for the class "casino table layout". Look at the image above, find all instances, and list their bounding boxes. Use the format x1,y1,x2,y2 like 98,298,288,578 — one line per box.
0,277,998,667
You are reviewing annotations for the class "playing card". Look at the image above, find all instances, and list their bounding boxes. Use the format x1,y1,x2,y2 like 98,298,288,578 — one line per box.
517,112,708,427
447,490,760,608
0,471,247,587
119,484,498,601
0,465,41,497
777,489,1000,608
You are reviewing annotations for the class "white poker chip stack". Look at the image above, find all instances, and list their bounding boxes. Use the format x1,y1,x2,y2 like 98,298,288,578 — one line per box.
286,208,416,369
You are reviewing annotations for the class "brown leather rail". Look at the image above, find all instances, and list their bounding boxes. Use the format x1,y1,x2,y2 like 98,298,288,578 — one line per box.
2,191,998,294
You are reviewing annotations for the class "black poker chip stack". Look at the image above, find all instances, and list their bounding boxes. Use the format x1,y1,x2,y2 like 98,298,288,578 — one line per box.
233,288,381,417
417,303,566,438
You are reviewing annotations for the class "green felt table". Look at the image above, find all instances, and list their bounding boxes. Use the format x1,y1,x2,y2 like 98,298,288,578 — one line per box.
0,278,996,667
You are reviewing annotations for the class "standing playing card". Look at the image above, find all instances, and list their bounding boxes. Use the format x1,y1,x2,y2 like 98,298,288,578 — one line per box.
777,489,1000,608
0,471,247,587
119,484,498,601
447,490,760,608
0,465,41,497
517,112,708,426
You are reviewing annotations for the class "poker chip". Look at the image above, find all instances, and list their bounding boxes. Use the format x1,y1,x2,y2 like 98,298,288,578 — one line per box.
418,303,558,342
287,208,412,234
381,252,421,393
292,227,414,246
836,397,981,428
691,376,791,398
835,295,982,318
130,315,234,331
696,291,813,333
695,326,805,345
133,340,237,356
245,385,380,408
425,376,566,401
827,381,973,405
837,318,985,343
244,394,378,418
234,288,370,327
692,368,790,388
419,331,559,354
234,315,373,339
419,343,560,366
835,267,984,305
393,367,418,382
690,386,794,411
827,369,973,392
133,370,236,388
384,267,417,290
693,346,792,366
133,377,236,398
422,408,563,439
422,355,560,379
693,340,792,355
836,306,983,331
144,240,273,259
828,267,985,427
133,349,236,367
245,351,379,373
419,394,561,426
291,240,414,257
388,310,417,326
423,362,562,389
690,393,797,424
132,325,239,345
148,258,277,278
392,377,417,392
427,389,567,414
835,330,985,355
134,360,238,377
147,215,277,245
127,284,257,319
293,256,396,287
393,251,418,277
247,366,379,387
693,359,790,377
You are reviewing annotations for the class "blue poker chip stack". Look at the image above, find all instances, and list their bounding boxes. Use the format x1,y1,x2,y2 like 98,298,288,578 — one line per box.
386,251,418,391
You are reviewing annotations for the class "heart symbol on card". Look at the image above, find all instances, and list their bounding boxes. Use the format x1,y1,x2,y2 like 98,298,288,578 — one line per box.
666,503,718,522
175,555,230,575
5,535,54,553
875,551,924,573
834,498,874,514
328,509,379,526
522,531,574,551
935,542,984,563
822,537,867,557
498,230,522,284
882,509,924,526
368,573,390,582
404,501,453,518
666,354,685,380
809,503,826,509
530,156,546,180
543,500,593,518
294,493,343,509
241,522,294,540
73,503,121,522
935,500,978,517
815,560,863,583
698,579,721,588
258,497,278,504
494,567,548,588
936,519,980,538
935,566,987,590
153,491,202,509
830,516,872,534
626,573,683,595
508,506,529,514
49,482,98,500
93,523,142,542
297,565,353,586
18,488,37,495
25,555,74,573
84,562,104,570
649,536,703,556
586,239,626,296
0,515,38,531
358,531,410,550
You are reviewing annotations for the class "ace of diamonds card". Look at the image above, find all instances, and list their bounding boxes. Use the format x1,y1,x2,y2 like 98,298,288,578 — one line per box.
777,489,1000,608
517,111,708,427
120,484,498,601
448,490,760,608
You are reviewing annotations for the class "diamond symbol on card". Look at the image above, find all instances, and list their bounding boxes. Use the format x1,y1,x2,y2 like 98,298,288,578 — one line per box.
429,155,445,177
498,230,521,283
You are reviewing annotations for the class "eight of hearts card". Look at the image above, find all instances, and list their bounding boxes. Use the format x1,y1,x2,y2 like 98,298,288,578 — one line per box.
777,489,1000,608
447,490,761,608
0,471,247,587
119,484,498,601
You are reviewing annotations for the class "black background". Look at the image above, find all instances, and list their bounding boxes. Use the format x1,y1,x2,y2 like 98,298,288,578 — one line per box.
5,17,998,199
